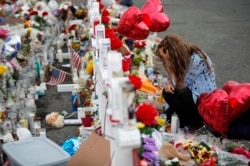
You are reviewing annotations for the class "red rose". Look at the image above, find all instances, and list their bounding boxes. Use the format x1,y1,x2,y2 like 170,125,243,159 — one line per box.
42,11,48,16
136,103,158,126
99,3,104,10
102,9,110,16
102,15,110,24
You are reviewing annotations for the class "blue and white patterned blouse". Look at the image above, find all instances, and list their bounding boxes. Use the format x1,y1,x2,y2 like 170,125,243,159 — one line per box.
184,53,217,103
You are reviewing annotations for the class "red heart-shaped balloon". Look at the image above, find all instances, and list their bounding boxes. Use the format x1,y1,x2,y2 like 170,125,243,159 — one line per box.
197,89,230,135
141,0,170,32
222,81,250,123
117,6,150,40
198,81,250,135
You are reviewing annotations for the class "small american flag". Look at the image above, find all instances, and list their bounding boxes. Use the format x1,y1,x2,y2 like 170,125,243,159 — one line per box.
46,68,67,86
72,51,81,69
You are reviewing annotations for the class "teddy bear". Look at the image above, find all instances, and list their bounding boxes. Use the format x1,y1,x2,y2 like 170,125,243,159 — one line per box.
45,112,64,128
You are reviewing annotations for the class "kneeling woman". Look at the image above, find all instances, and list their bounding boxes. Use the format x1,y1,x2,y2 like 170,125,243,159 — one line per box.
155,34,217,130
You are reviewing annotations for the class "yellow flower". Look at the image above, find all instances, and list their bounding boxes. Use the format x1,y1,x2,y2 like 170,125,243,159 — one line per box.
24,20,32,28
157,95,164,103
27,28,32,36
188,142,215,164
85,60,93,75
156,116,166,127
0,65,8,75
136,122,145,129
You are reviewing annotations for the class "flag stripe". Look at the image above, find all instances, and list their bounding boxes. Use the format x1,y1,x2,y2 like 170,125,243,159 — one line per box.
46,68,67,86
72,51,81,69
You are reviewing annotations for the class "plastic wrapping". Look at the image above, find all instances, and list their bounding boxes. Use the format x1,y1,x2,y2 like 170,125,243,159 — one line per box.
61,137,80,156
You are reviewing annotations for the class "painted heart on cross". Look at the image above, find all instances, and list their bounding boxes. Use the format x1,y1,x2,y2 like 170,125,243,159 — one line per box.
117,6,150,40
141,0,170,32
197,81,250,135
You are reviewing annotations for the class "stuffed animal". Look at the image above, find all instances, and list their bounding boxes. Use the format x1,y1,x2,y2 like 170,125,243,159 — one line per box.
45,112,64,128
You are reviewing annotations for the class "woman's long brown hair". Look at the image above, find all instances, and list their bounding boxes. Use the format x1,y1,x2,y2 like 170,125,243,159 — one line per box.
156,34,212,87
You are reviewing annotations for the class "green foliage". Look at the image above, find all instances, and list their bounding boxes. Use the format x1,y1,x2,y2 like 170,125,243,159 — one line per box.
139,126,154,135
132,54,144,66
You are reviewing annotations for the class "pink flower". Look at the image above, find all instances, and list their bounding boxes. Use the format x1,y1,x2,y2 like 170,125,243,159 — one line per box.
0,28,9,39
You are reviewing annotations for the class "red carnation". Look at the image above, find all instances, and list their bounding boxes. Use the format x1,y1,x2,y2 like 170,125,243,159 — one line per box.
29,10,38,16
136,103,158,126
102,15,110,24
134,40,147,48
42,11,48,16
128,75,142,90
102,9,110,16
105,28,123,50
69,24,77,32
99,3,104,10
122,58,131,72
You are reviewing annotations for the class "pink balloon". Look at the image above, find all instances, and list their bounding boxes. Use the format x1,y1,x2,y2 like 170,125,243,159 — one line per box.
117,6,150,40
141,0,170,32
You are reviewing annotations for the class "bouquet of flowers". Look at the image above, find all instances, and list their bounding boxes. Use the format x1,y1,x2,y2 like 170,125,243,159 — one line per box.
135,102,167,165
175,139,218,165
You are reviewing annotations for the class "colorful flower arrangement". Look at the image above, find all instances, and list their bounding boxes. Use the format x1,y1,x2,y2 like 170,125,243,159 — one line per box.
28,9,49,31
82,50,94,76
78,78,95,107
131,40,147,66
175,139,218,165
128,75,163,165
85,59,93,76
135,102,168,165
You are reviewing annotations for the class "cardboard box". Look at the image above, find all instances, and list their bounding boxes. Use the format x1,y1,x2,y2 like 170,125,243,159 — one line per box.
67,133,110,166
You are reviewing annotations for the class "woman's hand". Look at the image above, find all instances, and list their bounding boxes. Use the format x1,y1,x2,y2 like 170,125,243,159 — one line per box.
164,81,175,94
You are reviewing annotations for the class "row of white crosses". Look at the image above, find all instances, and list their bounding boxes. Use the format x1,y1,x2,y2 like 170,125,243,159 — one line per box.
88,1,141,166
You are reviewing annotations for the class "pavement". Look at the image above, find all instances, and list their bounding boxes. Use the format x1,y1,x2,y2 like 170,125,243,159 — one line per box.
36,0,250,146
